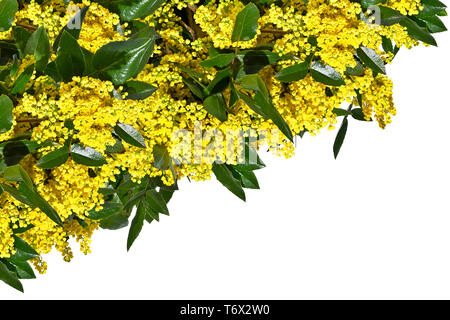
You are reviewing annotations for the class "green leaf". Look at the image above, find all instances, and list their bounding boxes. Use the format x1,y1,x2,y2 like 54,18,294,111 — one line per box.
70,144,107,167
234,168,259,189
53,6,89,50
12,27,31,59
234,144,265,171
105,136,126,154
311,62,345,86
275,61,309,82
114,123,147,148
241,50,281,74
127,201,146,251
93,33,156,85
10,236,39,261
0,95,13,134
417,15,447,33
145,189,169,215
124,80,158,100
200,53,235,68
11,64,34,94
204,94,228,122
0,260,23,292
3,165,33,188
334,117,348,159
207,69,231,95
1,183,34,207
0,0,18,32
6,260,35,279
87,201,123,220
417,0,447,18
356,47,386,74
253,91,293,142
18,182,63,226
100,214,129,230
351,108,371,121
231,3,260,42
36,146,69,169
24,26,50,72
379,6,437,46
212,162,246,201
55,30,86,81
153,144,170,170
118,0,167,21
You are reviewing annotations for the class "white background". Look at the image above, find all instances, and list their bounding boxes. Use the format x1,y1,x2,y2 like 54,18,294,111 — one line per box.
1,23,450,300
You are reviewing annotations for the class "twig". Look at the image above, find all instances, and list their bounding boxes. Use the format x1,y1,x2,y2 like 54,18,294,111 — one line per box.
179,20,196,40
260,29,292,35
15,22,38,32
16,117,49,123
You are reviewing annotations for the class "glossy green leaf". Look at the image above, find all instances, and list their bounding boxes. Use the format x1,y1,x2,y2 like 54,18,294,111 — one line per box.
311,62,345,86
7,259,35,279
357,46,386,74
10,236,39,261
145,189,169,215
118,0,167,21
200,53,235,68
93,33,156,85
127,201,146,251
18,182,63,226
334,117,348,159
55,30,86,81
231,3,260,42
124,80,158,100
37,146,70,169
212,162,246,201
114,123,147,148
0,260,23,292
275,62,309,82
53,6,89,49
71,144,107,167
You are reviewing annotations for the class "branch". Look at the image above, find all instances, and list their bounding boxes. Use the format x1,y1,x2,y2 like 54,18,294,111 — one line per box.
16,117,49,123
260,29,292,35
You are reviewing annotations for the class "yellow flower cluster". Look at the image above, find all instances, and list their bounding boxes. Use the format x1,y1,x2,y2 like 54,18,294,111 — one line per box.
0,0,435,274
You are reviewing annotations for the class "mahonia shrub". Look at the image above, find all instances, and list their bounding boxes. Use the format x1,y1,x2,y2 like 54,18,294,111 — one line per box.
0,0,447,291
